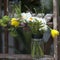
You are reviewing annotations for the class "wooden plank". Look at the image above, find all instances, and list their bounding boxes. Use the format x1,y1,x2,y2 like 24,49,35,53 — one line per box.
4,28,8,53
4,0,8,15
0,54,32,59
4,0,8,54
0,0,2,18
0,54,54,60
53,0,58,60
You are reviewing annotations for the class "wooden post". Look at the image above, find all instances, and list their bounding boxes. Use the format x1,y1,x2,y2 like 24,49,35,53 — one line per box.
53,0,58,60
4,0,8,53
0,0,2,18
4,0,8,15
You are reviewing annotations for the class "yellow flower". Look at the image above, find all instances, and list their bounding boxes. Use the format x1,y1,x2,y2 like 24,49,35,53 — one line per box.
11,18,17,22
11,18,19,27
51,29,59,38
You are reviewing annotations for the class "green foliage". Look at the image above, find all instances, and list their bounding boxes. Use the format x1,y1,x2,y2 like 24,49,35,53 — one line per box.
9,27,19,37
12,3,21,18
0,16,10,27
15,4,21,17
28,20,43,34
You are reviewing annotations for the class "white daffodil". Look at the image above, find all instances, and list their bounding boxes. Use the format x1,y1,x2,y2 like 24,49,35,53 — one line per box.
35,17,40,22
39,24,48,31
21,12,32,22
26,12,32,18
26,17,35,22
42,25,48,31
34,17,46,24
21,12,32,19
21,13,27,20
39,18,46,24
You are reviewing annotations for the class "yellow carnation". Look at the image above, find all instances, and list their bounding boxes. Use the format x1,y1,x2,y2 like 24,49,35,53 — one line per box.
51,29,59,38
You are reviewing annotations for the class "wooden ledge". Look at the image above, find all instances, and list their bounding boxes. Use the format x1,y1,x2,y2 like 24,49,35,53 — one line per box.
0,54,32,59
0,54,54,60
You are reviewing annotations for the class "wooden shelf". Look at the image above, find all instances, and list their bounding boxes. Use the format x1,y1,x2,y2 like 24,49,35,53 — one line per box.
0,54,54,60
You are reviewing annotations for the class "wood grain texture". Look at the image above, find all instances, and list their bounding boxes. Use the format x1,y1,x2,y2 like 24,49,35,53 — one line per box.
0,54,54,60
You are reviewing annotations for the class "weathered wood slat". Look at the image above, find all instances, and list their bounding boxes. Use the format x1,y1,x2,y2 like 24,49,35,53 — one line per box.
53,0,58,60
0,0,2,18
0,54,32,59
0,54,54,60
4,0,8,54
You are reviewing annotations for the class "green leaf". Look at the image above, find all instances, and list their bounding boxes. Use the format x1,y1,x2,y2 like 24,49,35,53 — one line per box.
2,15,10,22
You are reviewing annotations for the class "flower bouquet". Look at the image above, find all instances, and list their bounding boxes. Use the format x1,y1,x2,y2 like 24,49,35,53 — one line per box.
21,12,59,59
21,12,47,59
0,11,59,58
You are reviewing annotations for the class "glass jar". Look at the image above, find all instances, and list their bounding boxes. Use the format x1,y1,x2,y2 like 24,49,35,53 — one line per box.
31,38,44,59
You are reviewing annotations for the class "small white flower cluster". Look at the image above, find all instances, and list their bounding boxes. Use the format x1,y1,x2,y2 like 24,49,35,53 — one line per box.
21,12,35,22
21,12,48,31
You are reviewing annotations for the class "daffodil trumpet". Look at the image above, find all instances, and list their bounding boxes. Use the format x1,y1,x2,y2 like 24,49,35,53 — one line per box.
47,26,59,38
51,29,59,38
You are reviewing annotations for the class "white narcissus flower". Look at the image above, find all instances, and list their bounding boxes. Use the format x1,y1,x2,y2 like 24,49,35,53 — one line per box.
21,12,33,22
34,17,46,24
21,13,27,20
39,24,48,31
21,12,32,20
41,25,48,31
33,17,47,31
26,12,32,18
39,18,46,24
41,18,46,24
35,17,40,22
27,17,35,22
